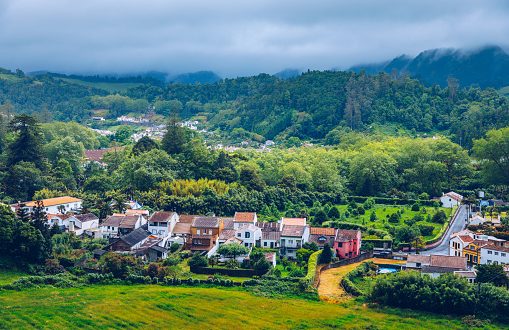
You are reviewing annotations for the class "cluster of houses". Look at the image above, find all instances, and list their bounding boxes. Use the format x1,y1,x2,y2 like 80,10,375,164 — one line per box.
11,196,362,264
450,229,509,267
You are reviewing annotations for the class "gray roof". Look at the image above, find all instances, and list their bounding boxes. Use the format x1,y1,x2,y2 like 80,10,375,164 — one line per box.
192,216,219,228
120,228,150,247
75,213,99,222
150,245,168,253
262,231,281,241
281,225,305,237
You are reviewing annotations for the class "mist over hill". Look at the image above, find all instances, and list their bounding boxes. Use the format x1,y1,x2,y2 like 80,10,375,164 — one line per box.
350,45,509,88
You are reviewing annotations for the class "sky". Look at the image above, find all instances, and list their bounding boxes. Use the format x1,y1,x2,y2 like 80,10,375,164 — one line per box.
0,0,508,77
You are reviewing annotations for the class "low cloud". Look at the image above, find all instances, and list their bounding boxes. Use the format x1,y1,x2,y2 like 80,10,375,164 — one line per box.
0,0,507,76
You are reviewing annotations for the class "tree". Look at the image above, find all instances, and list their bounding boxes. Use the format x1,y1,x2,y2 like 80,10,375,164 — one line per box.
327,206,340,220
476,264,509,287
161,116,189,155
113,125,133,144
253,258,271,272
132,136,158,155
31,200,50,239
370,212,377,222
217,243,249,260
188,253,208,268
239,165,265,191
213,151,238,183
296,248,313,263
318,243,333,264
473,127,509,186
7,115,44,168
100,253,138,278
4,161,44,201
302,242,319,251
314,209,327,224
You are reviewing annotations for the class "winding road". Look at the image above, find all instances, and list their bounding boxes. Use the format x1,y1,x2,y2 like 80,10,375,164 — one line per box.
425,205,467,255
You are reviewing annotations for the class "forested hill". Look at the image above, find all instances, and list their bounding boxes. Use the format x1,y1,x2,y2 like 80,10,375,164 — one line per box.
350,45,509,88
128,71,509,147
1,68,509,148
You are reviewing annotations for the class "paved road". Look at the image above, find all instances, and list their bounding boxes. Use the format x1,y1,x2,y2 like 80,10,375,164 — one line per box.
425,205,467,255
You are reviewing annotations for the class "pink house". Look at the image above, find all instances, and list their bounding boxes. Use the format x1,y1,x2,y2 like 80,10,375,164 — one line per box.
334,229,361,259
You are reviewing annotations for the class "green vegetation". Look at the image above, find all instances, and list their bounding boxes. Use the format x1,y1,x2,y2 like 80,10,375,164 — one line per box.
0,285,501,329
58,78,145,93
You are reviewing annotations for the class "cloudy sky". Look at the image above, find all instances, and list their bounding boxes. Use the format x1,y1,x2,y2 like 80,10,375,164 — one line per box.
0,0,508,77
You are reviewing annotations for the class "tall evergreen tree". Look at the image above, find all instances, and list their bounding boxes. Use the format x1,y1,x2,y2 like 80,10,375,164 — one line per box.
31,200,50,239
161,116,189,155
7,115,44,168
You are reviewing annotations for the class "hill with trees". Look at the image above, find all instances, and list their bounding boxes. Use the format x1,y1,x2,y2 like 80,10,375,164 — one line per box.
350,45,509,88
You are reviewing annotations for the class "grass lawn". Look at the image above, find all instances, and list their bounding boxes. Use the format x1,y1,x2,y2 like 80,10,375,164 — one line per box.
178,259,250,283
0,268,26,285
333,204,452,240
59,78,144,93
0,284,501,329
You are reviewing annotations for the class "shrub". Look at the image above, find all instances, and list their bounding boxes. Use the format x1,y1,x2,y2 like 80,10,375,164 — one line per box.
288,268,305,277
44,258,65,274
432,210,447,224
163,255,181,267
99,253,139,279
318,243,333,264
188,253,208,268
418,223,434,236
253,258,271,273
411,203,420,211
169,243,181,253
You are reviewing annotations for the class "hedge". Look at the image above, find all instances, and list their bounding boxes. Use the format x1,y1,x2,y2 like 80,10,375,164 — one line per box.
303,250,322,285
340,262,377,297
190,266,267,277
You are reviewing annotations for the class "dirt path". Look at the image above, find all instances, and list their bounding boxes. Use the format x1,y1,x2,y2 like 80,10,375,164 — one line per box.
317,258,405,303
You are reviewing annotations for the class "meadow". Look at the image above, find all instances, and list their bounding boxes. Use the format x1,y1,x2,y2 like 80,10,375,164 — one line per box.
333,204,453,240
0,284,499,329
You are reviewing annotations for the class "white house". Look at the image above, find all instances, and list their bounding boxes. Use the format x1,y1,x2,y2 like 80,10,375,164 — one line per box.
449,230,474,257
480,245,509,265
68,213,99,236
440,191,463,208
468,213,485,226
148,211,179,238
233,212,257,229
234,223,262,248
100,214,145,239
47,214,73,228
279,218,310,258
12,196,82,215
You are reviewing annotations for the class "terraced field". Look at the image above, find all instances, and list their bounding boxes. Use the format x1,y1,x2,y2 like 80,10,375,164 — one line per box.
0,285,500,329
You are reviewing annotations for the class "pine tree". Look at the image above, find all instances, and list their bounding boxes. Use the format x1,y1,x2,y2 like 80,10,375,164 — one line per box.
161,116,189,155
7,115,44,168
31,200,50,239
16,203,30,222
319,243,333,264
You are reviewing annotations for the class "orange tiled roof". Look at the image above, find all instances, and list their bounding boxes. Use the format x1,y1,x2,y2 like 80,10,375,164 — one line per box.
234,212,256,222
310,227,336,236
281,218,306,226
23,196,82,207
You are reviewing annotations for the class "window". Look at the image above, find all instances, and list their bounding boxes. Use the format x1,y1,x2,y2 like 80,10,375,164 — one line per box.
245,243,249,247
502,253,506,257
245,232,251,238
495,252,499,256
288,240,293,244
264,242,267,247
237,233,241,237
488,250,493,254
197,229,201,235
338,242,343,248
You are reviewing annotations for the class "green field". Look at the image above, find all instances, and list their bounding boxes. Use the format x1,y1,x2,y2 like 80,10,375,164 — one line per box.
0,284,498,329
59,78,145,93
0,269,26,286
333,204,452,240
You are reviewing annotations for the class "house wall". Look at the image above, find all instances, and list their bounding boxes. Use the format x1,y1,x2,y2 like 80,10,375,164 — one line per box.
334,232,361,259
480,248,509,265
449,237,466,257
440,196,460,208
27,202,82,215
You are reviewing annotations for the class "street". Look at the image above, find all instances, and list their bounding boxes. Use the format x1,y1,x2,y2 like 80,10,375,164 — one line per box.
425,205,467,255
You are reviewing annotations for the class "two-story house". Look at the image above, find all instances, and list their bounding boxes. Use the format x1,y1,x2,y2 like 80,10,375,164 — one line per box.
12,196,83,215
334,229,361,259
148,211,179,238
100,214,146,239
279,218,310,258
190,217,224,255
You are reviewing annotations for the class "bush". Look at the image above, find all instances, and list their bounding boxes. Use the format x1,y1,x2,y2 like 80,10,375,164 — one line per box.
418,223,434,236
318,243,333,264
163,255,181,267
432,210,447,224
253,258,271,273
99,253,139,279
169,243,181,253
411,203,420,211
188,253,208,268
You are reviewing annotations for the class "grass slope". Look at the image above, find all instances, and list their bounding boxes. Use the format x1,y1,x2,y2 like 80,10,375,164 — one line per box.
0,285,499,329
335,204,452,240
59,78,144,93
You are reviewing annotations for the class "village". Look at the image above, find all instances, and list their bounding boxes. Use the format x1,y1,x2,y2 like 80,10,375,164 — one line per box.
8,190,509,283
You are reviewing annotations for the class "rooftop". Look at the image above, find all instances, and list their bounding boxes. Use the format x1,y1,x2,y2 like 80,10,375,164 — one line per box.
281,225,305,237
430,255,467,269
21,196,82,208
310,227,336,236
281,218,306,226
173,222,191,235
192,216,220,228
149,211,176,223
179,214,199,223
119,228,150,247
335,229,360,242
262,231,281,241
74,213,99,222
444,191,464,201
234,212,256,222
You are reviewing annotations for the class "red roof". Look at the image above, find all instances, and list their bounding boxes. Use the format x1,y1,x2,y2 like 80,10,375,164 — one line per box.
335,229,360,242
310,227,336,236
234,212,256,222
85,147,123,162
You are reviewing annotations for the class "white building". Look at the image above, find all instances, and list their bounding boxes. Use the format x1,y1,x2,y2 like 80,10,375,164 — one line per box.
100,214,146,239
480,245,509,265
279,218,310,258
12,196,82,215
68,213,100,236
148,211,179,238
234,223,262,248
440,191,463,208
